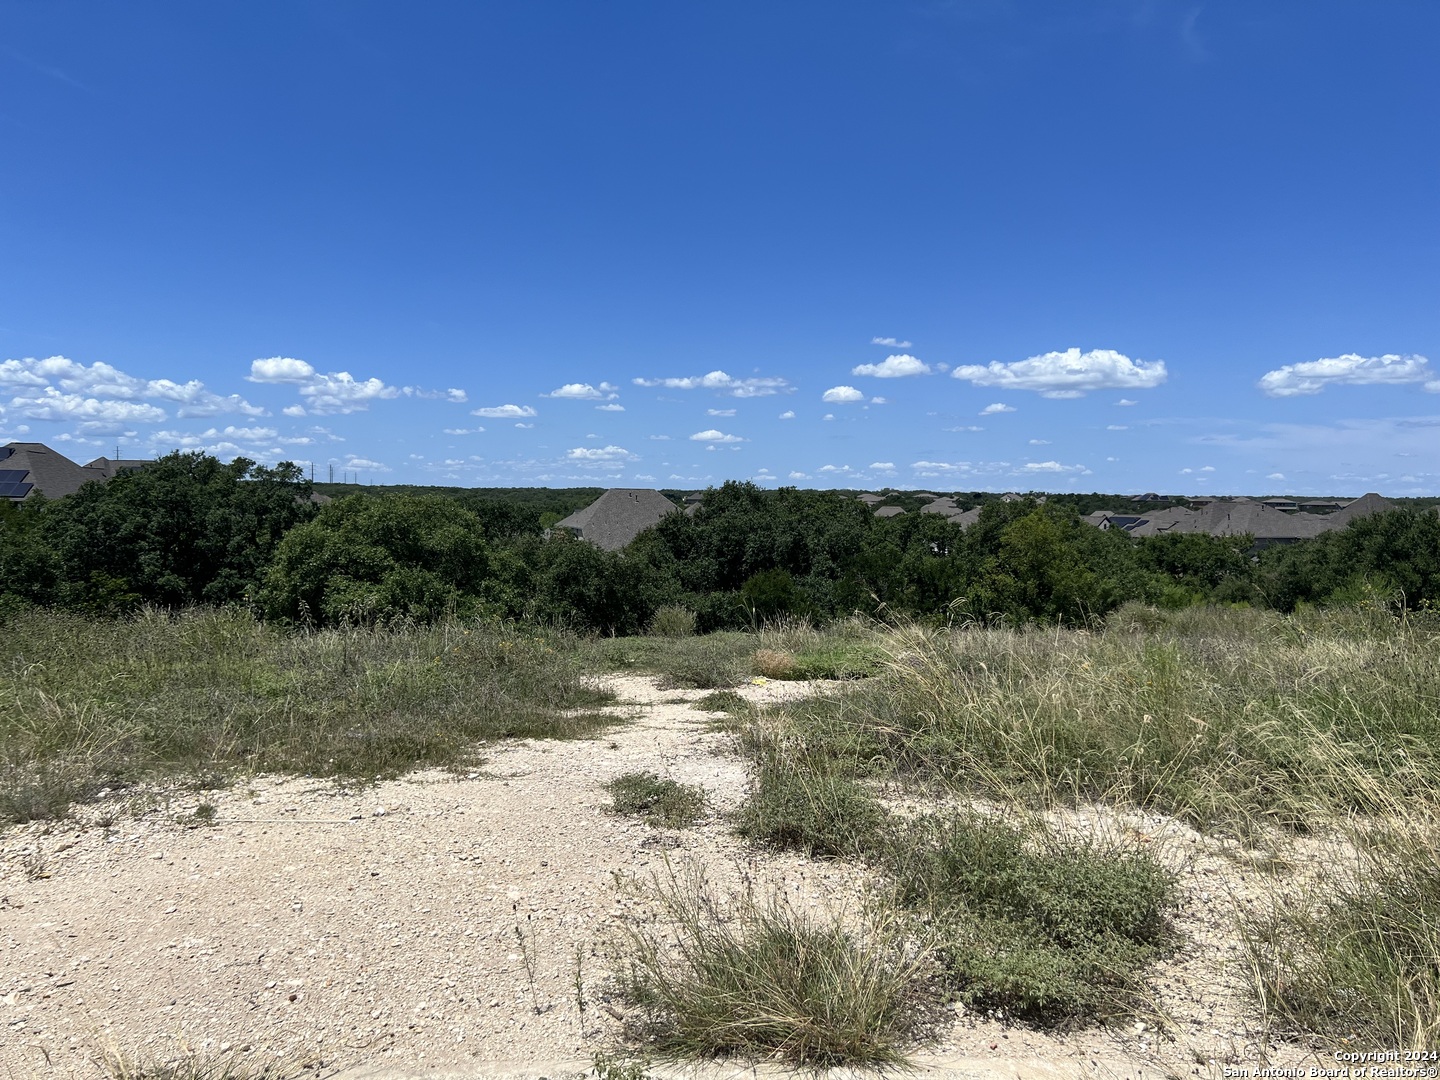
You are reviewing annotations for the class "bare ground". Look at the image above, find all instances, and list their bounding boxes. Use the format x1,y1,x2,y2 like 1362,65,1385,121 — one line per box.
0,675,1338,1080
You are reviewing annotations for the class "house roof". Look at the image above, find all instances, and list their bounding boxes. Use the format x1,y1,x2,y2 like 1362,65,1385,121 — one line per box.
857,493,886,504
552,488,681,551
1326,492,1395,527
919,497,958,514
0,442,109,499
83,456,154,479
873,505,906,517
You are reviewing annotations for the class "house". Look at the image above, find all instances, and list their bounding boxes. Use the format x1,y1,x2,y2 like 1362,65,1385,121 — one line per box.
856,493,886,505
550,489,682,551
873,505,906,518
0,442,152,501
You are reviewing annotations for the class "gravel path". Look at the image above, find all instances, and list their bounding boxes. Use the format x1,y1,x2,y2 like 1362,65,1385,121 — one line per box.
0,674,1327,1080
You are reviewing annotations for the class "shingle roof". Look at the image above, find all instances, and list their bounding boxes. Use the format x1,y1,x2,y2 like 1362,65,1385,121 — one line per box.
0,442,107,499
873,505,906,517
857,493,886,505
1325,492,1395,527
552,488,681,551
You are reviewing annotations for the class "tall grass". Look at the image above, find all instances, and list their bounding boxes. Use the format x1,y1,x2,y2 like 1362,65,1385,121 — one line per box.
778,603,1440,830
0,607,615,822
615,862,937,1066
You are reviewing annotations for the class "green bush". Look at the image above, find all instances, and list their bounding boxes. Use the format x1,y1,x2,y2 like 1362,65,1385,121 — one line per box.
884,812,1174,1022
650,605,697,638
738,750,885,858
606,771,706,828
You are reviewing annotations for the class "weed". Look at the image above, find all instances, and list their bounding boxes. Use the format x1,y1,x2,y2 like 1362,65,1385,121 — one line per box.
882,811,1174,1023
606,772,706,828
736,747,884,859
615,862,937,1066
591,1051,650,1080
649,605,697,639
692,690,747,715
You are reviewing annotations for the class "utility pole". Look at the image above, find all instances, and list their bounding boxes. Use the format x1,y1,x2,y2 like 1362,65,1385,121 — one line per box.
328,463,334,483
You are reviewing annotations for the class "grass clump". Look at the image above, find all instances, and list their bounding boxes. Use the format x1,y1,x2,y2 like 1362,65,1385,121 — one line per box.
616,863,937,1066
649,605,697,639
1240,763,1440,1047
693,690,748,715
607,772,707,828
883,812,1174,1023
0,607,616,824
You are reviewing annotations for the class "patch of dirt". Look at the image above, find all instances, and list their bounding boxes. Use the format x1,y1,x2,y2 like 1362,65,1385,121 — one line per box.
0,675,1338,1079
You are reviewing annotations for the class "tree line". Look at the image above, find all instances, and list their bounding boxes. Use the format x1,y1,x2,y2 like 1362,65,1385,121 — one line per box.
1,451,1436,633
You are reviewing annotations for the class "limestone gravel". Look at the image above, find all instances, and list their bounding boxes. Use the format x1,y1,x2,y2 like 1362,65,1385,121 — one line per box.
0,674,1338,1079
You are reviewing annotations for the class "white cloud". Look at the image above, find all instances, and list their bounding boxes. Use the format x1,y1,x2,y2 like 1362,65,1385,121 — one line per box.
0,356,264,419
823,413,835,421
789,471,810,480
1201,465,1215,472
300,372,400,414
980,403,1015,415
1116,398,1138,406
402,386,468,403
11,389,167,427
818,464,852,473
1180,468,1193,475
1024,461,1091,474
1267,472,1286,480
689,429,746,443
1029,438,1051,445
546,381,619,400
707,408,736,417
473,404,538,418
282,404,307,417
566,445,636,461
248,357,316,384
1107,424,1128,431
871,396,887,405
870,462,896,472
633,370,789,397
648,434,671,441
851,354,930,378
1257,353,1432,397
945,425,984,432
443,427,485,435
514,422,534,429
870,337,913,348
595,403,626,412
822,385,864,403
344,457,388,471
953,348,1167,398
778,410,795,420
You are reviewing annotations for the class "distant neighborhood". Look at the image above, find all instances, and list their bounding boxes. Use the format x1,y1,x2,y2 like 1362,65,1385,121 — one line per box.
1,442,1403,557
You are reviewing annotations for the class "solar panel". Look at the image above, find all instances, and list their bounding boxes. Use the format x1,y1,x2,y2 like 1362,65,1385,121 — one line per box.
0,470,28,483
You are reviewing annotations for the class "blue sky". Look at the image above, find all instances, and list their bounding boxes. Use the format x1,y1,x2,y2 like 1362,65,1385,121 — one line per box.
2,1,1437,495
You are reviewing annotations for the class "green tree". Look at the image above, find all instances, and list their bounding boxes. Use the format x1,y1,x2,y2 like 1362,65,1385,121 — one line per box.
259,493,488,625
42,452,314,610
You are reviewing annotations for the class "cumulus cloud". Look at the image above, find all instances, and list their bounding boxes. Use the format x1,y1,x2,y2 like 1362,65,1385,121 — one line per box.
870,337,912,348
0,356,264,419
870,462,896,472
546,381,619,400
789,471,811,480
566,445,636,461
851,354,931,378
689,429,746,443
1267,472,1286,480
871,396,887,405
248,357,316,384
778,410,795,420
595,403,625,412
247,356,403,414
1024,461,1091,474
952,348,1167,398
282,404,307,417
1116,398,1138,406
473,404,538,418
1029,438,1050,445
11,389,167,428
1257,353,1432,397
443,427,485,435
403,386,468,403
821,385,864,403
980,403,1015,415
633,370,790,397
707,408,736,417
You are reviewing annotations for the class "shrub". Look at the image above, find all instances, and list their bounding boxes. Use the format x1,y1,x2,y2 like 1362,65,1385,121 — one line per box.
738,748,885,859
650,605,697,638
607,772,706,828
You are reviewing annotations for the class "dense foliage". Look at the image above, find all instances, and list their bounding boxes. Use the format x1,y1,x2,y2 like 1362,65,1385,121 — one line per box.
1,458,1436,631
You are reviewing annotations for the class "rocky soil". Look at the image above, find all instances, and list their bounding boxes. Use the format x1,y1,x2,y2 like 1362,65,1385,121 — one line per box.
0,675,1338,1080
